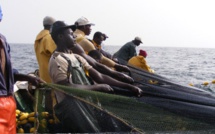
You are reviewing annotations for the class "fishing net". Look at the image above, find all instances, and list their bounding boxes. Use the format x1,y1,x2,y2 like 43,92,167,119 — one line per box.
15,66,215,133
44,82,215,133
128,65,215,123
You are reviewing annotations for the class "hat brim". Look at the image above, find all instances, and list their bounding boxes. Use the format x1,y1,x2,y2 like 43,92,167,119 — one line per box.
78,23,95,26
62,25,77,32
50,25,76,34
137,40,142,43
60,25,76,30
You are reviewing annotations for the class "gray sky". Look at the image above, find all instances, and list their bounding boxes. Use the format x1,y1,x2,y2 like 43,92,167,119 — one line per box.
1,0,215,48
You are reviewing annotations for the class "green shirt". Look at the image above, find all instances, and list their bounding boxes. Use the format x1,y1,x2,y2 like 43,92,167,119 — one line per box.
113,41,137,62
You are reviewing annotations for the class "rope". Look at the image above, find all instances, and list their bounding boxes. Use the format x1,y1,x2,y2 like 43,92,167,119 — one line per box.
33,88,39,134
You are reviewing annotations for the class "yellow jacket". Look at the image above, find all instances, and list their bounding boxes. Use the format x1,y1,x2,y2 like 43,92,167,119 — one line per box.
34,29,56,82
74,29,115,68
128,56,154,73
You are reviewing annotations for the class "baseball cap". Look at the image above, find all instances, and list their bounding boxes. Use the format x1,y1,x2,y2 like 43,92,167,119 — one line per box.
134,36,142,43
139,49,147,57
103,33,108,38
75,17,95,26
43,16,56,26
50,21,75,35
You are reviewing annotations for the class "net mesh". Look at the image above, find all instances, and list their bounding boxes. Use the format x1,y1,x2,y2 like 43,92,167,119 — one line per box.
45,82,215,133
16,66,215,133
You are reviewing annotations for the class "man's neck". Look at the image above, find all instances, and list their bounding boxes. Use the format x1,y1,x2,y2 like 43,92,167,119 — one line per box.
56,47,72,54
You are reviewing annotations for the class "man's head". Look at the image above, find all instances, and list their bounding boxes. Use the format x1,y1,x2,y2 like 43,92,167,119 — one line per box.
43,16,56,30
75,17,95,35
88,50,102,63
50,21,76,49
93,31,104,45
133,36,142,46
139,49,147,58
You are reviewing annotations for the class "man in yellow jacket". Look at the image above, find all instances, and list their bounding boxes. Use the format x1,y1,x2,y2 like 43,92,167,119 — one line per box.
34,16,56,113
73,17,130,72
34,16,56,83
128,49,154,73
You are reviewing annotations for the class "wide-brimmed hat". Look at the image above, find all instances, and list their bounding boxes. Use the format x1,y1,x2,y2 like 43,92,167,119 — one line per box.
50,21,75,35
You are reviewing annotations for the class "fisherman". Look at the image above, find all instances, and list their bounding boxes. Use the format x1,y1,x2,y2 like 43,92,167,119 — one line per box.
48,21,142,132
34,16,56,113
73,17,129,72
49,21,142,95
0,5,43,134
113,37,142,64
88,49,102,63
34,16,56,83
70,39,134,84
128,49,154,73
91,31,118,63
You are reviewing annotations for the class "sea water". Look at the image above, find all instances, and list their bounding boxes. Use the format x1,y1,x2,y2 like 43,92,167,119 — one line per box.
10,43,215,92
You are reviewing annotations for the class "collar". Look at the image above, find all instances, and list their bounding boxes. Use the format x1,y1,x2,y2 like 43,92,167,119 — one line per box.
55,49,73,54
92,40,101,50
74,29,85,37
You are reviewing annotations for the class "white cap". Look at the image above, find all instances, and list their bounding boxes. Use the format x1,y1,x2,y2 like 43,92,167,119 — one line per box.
43,16,56,26
134,36,142,43
75,17,95,26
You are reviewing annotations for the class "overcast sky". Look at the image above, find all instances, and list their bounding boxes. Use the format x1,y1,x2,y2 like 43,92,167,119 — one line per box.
0,0,215,48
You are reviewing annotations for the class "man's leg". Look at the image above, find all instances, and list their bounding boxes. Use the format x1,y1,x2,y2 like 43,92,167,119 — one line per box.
0,96,16,134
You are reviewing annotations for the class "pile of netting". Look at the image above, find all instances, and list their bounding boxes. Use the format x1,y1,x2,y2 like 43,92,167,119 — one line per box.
44,82,215,133
15,66,215,133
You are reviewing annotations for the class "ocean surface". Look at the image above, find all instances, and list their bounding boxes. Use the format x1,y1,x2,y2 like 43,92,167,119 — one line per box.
10,43,215,92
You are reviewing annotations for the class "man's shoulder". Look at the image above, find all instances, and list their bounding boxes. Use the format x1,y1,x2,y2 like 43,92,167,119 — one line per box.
128,55,145,63
125,41,134,45
76,36,85,43
0,33,5,38
35,30,50,41
0,33,10,48
0,33,7,42
121,41,133,48
50,52,74,65
52,51,60,56
73,53,85,60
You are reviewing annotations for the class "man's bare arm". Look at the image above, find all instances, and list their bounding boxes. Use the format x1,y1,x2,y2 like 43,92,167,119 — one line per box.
71,44,134,83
